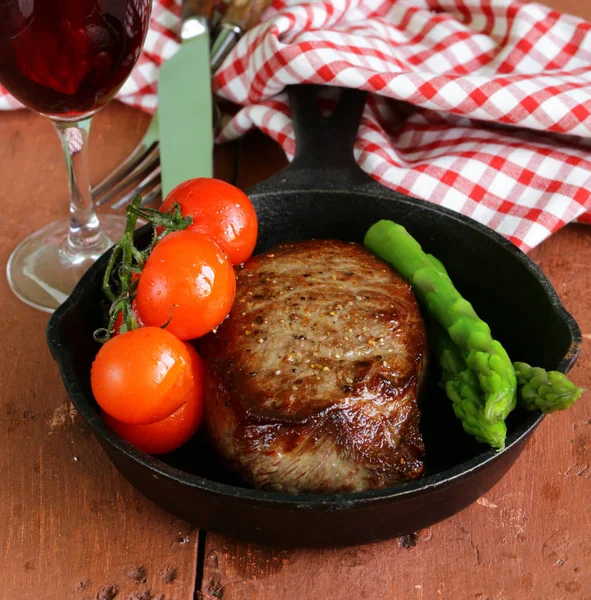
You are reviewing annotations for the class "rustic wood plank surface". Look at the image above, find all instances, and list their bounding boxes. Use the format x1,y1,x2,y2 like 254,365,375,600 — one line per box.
1,0,590,598
0,102,233,600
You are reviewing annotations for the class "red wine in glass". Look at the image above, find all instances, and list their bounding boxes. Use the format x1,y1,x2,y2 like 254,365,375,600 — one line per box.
0,0,151,118
0,0,152,312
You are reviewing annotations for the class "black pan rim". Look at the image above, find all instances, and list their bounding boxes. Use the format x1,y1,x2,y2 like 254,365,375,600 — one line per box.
47,183,581,510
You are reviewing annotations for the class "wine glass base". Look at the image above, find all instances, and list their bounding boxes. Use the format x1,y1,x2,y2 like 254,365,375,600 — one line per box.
7,215,126,313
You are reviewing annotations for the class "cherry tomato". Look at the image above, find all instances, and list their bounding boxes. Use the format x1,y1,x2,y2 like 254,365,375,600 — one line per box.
91,327,196,425
101,345,205,454
160,178,258,265
136,230,236,340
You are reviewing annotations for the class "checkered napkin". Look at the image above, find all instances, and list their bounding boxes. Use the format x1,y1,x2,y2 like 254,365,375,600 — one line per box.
2,0,591,251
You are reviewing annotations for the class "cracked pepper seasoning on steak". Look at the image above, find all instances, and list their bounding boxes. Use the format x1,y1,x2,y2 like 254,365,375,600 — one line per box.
200,240,427,494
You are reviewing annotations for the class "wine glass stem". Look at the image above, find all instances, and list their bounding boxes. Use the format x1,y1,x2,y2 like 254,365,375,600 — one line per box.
52,118,110,259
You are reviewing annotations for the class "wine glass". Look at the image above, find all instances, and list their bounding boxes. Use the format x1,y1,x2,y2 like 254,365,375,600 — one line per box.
0,0,152,312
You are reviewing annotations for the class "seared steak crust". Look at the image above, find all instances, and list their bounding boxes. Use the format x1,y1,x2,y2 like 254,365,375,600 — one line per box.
200,240,426,494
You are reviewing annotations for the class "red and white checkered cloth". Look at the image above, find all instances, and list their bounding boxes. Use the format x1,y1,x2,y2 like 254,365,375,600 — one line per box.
2,0,591,251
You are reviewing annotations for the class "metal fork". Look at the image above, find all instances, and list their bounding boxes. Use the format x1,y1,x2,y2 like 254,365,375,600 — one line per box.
92,113,161,209
92,106,221,210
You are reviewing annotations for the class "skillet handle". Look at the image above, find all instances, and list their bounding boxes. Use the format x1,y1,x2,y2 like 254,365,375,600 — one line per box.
251,85,375,192
289,85,367,174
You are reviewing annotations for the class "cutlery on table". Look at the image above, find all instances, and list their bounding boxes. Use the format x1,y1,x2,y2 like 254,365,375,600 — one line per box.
93,0,271,209
92,115,160,208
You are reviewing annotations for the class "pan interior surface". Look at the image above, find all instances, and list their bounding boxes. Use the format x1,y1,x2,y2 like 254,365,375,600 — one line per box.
48,185,577,504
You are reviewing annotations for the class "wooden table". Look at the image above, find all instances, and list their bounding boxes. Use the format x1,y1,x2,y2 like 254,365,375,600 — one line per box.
1,5,590,599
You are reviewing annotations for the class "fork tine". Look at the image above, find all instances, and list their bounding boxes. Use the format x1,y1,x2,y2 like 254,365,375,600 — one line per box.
139,182,163,208
92,114,160,201
95,145,160,206
92,141,156,200
111,165,162,210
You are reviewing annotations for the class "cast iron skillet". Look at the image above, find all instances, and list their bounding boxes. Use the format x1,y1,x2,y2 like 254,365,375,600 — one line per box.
47,86,581,547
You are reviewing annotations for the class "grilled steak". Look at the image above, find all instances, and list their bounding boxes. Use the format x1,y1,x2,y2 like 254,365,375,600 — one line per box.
200,240,427,494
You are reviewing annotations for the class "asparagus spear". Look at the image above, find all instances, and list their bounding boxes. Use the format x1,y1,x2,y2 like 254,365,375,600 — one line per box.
433,323,507,450
426,256,507,447
433,325,585,447
514,362,584,413
364,220,517,423
429,254,584,414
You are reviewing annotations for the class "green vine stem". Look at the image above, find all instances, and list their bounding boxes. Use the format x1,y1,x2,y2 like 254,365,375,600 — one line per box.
93,197,193,343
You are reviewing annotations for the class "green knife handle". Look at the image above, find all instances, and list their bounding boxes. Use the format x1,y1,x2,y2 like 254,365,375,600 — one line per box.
225,0,273,31
182,0,214,25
